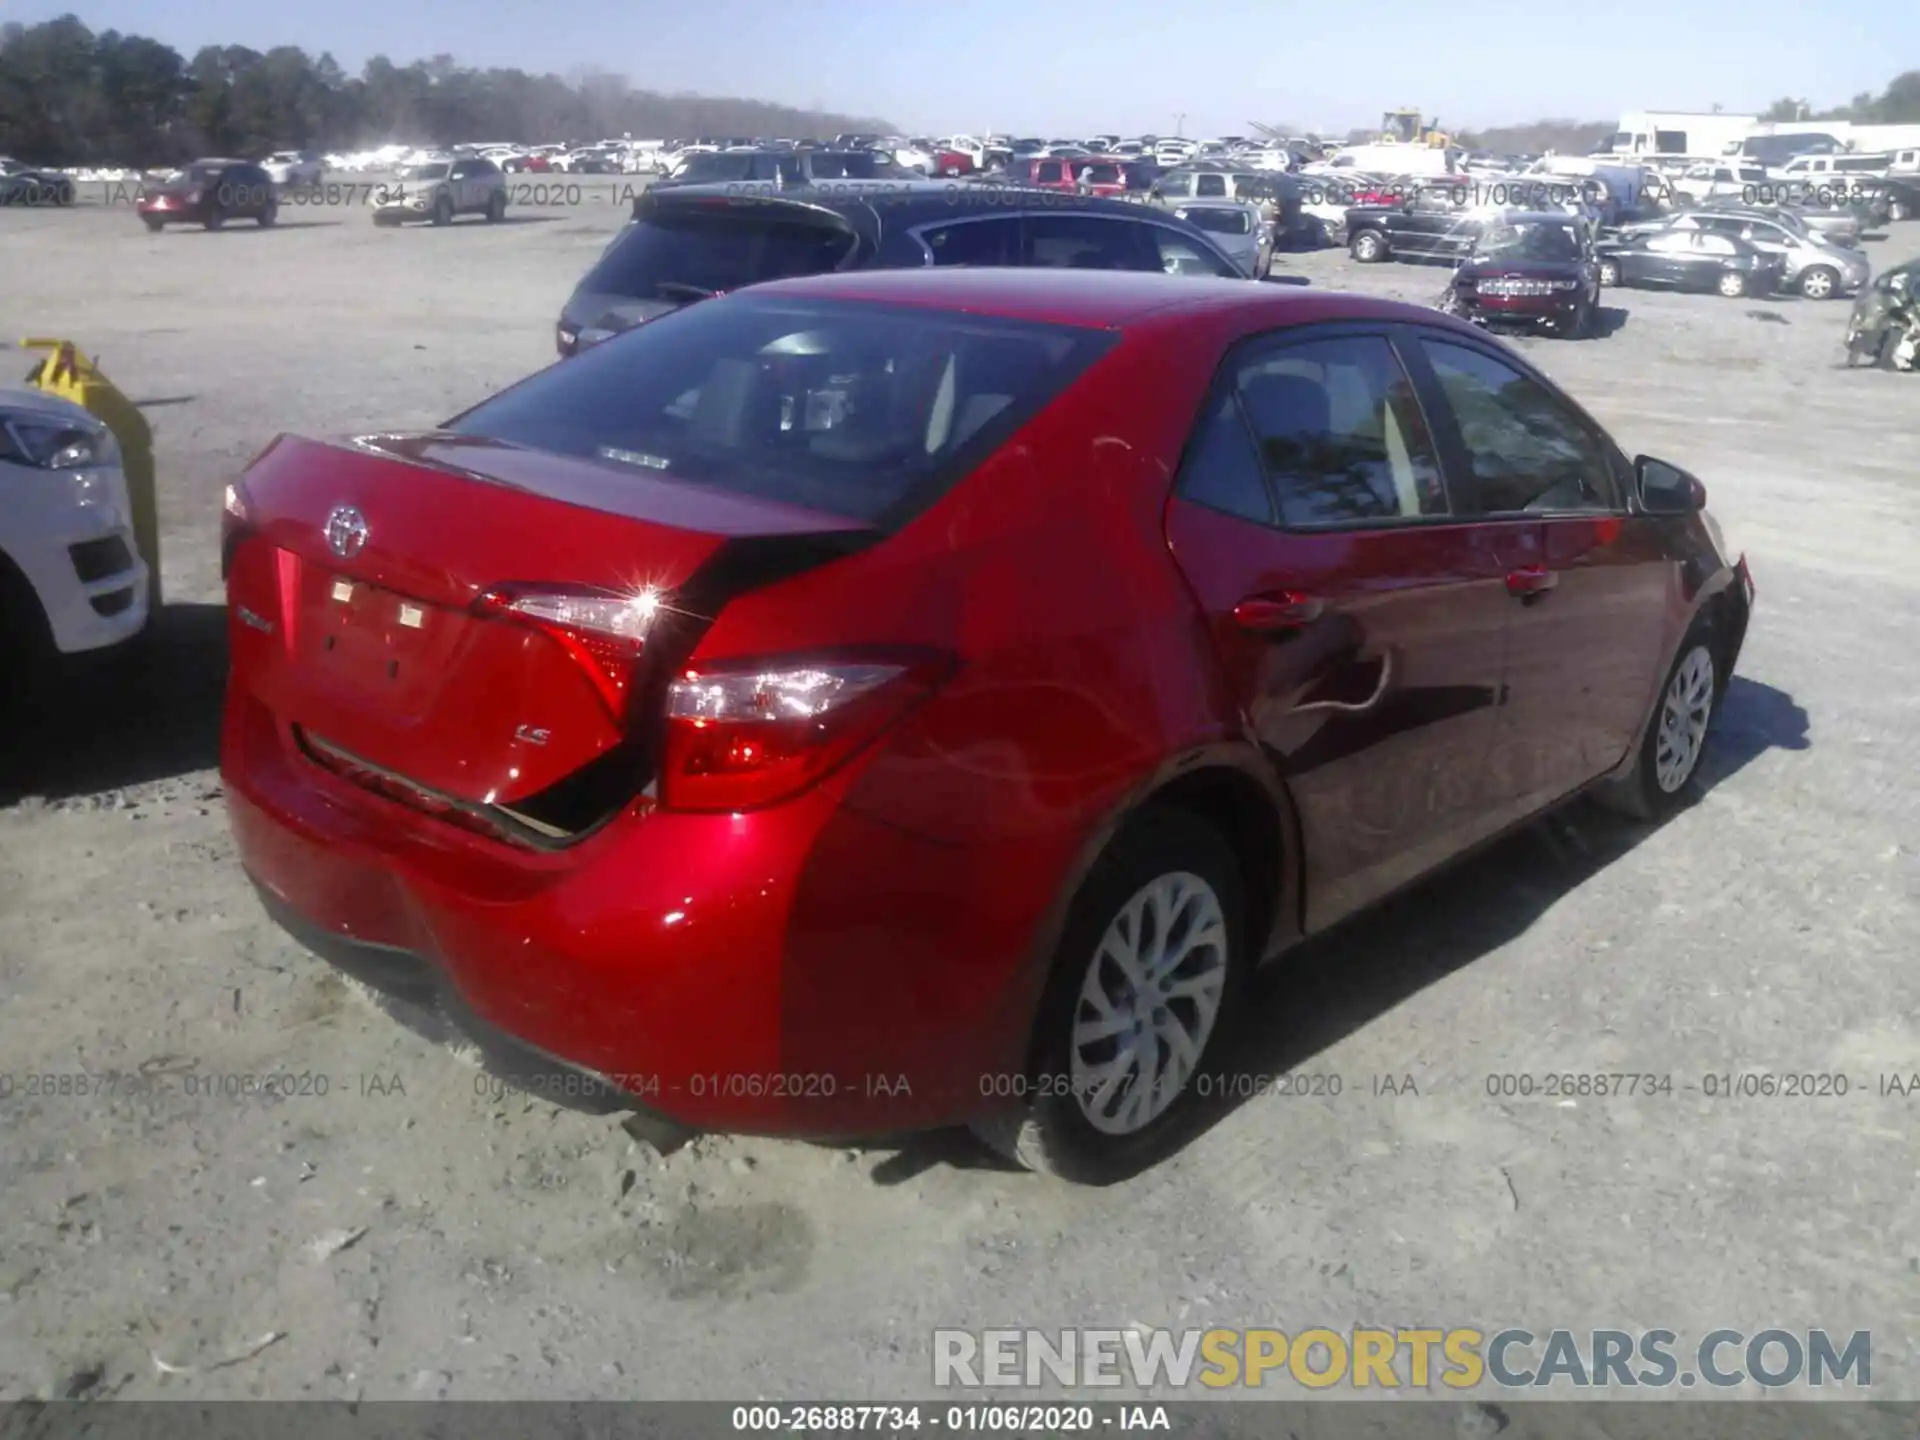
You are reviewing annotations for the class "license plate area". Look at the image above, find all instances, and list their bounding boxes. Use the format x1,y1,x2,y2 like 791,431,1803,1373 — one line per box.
303,572,456,710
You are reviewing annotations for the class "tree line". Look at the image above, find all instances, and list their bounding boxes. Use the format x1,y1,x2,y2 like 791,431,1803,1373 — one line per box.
0,14,897,167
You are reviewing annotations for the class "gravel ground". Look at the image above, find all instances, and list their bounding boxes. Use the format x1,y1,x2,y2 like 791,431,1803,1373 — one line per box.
1,186,1917,1408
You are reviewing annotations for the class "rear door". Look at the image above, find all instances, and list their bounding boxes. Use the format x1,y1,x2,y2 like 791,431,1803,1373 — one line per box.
1162,325,1516,932
1634,230,1695,287
1408,333,1669,822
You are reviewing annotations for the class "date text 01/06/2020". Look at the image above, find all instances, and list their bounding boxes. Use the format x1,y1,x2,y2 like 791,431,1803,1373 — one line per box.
730,1405,1171,1432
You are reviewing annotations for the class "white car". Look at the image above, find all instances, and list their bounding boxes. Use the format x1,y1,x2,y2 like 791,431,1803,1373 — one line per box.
892,142,935,173
0,386,150,698
261,151,324,186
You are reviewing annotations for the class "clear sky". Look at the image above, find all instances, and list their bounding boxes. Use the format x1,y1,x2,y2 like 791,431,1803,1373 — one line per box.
16,0,1904,135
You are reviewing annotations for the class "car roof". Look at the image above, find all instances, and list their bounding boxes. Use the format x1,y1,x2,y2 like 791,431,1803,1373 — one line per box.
641,180,1181,231
734,266,1435,331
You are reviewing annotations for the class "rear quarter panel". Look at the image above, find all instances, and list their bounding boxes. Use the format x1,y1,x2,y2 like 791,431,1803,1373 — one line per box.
686,319,1244,1095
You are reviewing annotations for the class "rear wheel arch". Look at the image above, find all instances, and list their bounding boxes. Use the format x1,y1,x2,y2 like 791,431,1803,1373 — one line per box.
1008,747,1300,1074
1145,761,1299,962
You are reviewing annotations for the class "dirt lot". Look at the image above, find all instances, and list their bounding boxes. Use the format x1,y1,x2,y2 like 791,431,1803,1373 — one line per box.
1,184,1917,1405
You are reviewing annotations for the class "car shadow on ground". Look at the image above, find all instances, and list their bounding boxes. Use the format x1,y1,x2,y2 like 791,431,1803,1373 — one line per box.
0,601,227,805
1193,673,1809,1154
871,674,1809,1183
1589,305,1630,337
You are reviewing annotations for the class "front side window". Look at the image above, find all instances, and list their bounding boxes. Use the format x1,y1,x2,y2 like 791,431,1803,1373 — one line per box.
448,298,1116,525
1420,340,1614,515
1231,335,1449,528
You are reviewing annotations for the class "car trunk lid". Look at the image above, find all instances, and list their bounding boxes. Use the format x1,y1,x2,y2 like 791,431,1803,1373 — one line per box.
229,432,873,837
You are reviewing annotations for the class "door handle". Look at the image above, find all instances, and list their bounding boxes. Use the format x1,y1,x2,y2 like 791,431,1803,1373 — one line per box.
1294,652,1394,714
1505,565,1558,599
1232,592,1325,631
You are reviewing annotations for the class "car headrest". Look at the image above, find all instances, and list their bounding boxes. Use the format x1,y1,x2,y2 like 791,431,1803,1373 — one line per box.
1236,372,1331,446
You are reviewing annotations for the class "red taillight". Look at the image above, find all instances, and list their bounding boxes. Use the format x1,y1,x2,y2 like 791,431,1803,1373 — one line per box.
221,480,253,581
660,652,951,812
476,584,663,721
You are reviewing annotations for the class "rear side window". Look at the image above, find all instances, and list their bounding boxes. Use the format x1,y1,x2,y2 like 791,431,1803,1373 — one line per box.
582,211,857,300
448,297,1117,525
1232,335,1448,527
1176,392,1273,524
1149,227,1241,277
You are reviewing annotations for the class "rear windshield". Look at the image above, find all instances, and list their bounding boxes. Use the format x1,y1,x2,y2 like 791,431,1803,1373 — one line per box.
400,163,450,180
581,210,859,300
678,152,758,182
806,152,903,179
1078,163,1123,186
448,297,1117,525
1184,207,1253,235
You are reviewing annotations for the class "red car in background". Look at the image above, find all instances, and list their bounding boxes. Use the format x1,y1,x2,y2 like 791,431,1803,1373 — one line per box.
221,269,1752,1184
1071,159,1130,198
1002,156,1085,191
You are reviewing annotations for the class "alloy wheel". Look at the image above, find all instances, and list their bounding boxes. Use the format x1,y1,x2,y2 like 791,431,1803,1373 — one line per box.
1654,646,1715,794
1069,871,1228,1136
1801,268,1835,300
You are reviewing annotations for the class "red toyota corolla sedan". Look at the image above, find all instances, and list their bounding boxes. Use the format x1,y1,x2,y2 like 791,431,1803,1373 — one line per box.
220,268,1754,1183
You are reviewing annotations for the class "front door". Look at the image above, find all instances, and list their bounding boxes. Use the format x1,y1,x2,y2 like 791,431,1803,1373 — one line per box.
1163,326,1517,933
1409,334,1670,822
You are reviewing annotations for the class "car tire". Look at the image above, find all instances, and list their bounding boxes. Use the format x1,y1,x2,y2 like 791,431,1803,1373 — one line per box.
485,190,506,223
0,552,57,722
1716,270,1747,298
1350,229,1387,262
968,804,1249,1185
143,217,163,233
1597,258,1619,286
1596,622,1723,823
431,195,454,226
1889,197,1910,223
203,209,224,231
1798,265,1838,299
257,201,277,227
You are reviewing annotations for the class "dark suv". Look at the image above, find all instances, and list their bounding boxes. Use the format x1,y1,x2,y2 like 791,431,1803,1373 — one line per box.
136,159,277,231
661,149,911,187
554,181,1251,355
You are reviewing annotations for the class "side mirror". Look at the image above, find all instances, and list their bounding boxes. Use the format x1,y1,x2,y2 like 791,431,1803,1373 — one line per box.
1636,456,1707,514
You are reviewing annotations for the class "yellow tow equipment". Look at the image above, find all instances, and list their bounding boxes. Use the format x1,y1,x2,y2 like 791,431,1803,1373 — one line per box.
21,339,160,611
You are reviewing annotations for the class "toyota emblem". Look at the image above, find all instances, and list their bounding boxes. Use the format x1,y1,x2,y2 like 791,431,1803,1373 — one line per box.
324,504,368,559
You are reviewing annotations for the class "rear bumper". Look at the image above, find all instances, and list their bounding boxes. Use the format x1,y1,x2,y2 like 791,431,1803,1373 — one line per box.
222,690,1055,1137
